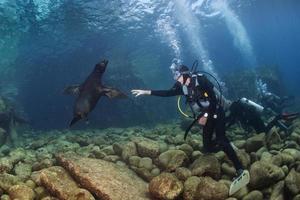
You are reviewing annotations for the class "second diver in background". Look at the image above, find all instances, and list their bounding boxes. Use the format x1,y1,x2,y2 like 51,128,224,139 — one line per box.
226,95,298,135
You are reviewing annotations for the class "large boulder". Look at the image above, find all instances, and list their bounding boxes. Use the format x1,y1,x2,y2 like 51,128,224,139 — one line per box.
236,150,251,168
9,148,27,163
14,162,32,181
36,166,95,200
190,155,221,179
149,173,183,200
224,150,250,171
249,161,285,189
282,149,300,161
270,181,285,200
158,150,188,172
267,128,283,150
183,176,201,200
57,153,150,200
131,166,154,182
0,158,13,173
232,186,249,199
245,133,266,153
291,132,300,145
175,167,192,181
139,157,153,171
221,163,236,177
34,186,50,199
101,146,115,155
165,135,185,145
242,190,263,200
269,152,296,167
0,148,27,173
294,195,300,200
32,158,55,171
8,184,35,200
0,173,22,192
285,169,300,196
178,144,193,157
194,177,228,200
113,142,137,162
128,156,141,167
134,138,160,158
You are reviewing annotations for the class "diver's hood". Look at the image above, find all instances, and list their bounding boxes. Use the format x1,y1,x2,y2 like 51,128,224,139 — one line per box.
170,62,190,80
170,64,181,80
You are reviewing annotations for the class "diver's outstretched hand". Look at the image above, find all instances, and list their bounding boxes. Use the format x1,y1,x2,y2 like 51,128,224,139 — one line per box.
131,89,151,97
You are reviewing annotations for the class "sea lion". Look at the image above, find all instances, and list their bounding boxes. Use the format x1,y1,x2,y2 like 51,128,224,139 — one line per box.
64,59,127,127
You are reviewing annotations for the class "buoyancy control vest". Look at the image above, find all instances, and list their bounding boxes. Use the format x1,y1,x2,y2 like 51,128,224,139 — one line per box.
181,73,220,140
181,73,215,117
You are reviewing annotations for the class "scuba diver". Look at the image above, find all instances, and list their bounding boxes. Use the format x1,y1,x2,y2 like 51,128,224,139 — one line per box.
131,60,249,195
256,79,295,115
260,92,295,115
226,97,299,135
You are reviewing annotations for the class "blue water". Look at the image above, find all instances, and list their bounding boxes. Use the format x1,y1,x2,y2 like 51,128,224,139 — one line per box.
0,0,299,129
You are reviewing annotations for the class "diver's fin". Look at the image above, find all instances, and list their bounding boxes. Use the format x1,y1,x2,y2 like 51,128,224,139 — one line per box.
281,112,299,121
63,85,81,96
229,170,250,196
102,87,127,99
230,142,239,152
69,116,81,127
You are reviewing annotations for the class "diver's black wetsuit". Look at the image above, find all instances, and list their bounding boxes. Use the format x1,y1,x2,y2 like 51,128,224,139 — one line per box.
226,100,280,134
151,76,243,171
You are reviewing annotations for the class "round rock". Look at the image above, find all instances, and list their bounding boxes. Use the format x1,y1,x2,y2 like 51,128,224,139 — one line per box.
8,184,35,200
175,167,192,181
149,173,183,200
183,176,201,200
242,190,263,200
139,157,153,171
195,177,228,200
249,161,285,189
190,154,221,179
158,150,188,172
285,168,300,195
134,138,160,158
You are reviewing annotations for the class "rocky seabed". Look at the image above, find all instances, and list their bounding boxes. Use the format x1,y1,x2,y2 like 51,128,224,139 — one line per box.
1,120,300,200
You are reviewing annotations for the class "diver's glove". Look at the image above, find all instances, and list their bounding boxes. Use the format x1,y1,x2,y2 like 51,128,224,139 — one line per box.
131,90,151,97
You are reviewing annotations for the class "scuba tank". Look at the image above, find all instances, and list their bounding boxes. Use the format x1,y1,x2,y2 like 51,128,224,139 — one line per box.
240,97,264,113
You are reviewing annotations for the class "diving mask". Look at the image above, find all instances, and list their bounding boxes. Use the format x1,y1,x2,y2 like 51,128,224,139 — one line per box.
170,59,182,80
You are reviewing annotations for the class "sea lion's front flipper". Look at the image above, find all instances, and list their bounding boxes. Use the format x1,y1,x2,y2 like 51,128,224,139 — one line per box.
63,85,81,96
102,87,127,99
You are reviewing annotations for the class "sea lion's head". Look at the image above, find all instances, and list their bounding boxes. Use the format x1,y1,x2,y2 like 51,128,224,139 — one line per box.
95,59,109,74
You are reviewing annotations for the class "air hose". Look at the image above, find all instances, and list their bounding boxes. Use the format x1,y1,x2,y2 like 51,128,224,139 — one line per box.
177,96,192,118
